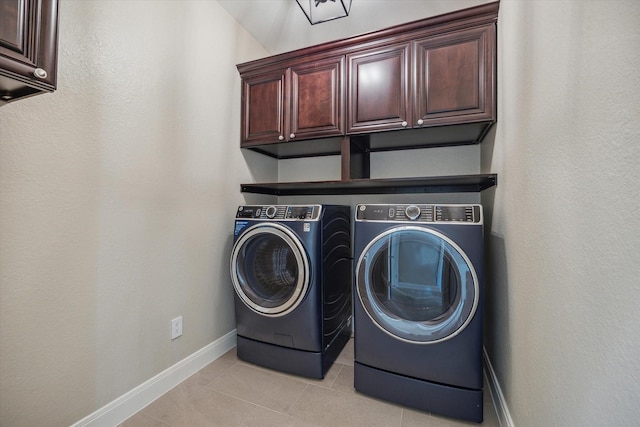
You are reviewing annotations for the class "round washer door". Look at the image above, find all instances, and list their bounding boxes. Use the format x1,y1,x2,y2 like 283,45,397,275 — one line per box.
356,225,479,344
231,223,310,316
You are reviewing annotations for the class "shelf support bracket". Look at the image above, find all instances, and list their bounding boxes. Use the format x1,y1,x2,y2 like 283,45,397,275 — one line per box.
341,135,370,181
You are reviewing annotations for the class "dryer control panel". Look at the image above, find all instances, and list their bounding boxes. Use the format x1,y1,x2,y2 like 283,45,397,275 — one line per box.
236,205,320,221
356,204,482,224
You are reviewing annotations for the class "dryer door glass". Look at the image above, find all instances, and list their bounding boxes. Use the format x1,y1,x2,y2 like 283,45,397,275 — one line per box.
356,226,478,343
231,224,309,316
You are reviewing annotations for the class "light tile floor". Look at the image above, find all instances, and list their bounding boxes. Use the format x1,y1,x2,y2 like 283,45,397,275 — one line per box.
120,339,499,427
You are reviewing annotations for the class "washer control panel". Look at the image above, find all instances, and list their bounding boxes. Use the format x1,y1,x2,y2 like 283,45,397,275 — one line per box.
356,204,482,223
236,205,320,220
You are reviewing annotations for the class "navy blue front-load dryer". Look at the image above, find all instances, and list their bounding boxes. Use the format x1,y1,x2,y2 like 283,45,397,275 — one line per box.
353,203,484,423
230,205,352,379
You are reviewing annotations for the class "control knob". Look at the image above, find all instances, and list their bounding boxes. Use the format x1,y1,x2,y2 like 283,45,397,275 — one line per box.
265,206,277,219
405,205,421,220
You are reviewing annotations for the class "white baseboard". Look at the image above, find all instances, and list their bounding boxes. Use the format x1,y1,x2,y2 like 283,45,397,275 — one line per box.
71,330,237,427
483,347,515,427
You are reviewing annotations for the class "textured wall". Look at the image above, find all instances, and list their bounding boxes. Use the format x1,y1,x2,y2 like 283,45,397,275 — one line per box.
0,1,271,426
482,0,640,425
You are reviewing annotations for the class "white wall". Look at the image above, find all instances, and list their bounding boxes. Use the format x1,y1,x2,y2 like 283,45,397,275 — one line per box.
0,1,272,426
483,0,640,425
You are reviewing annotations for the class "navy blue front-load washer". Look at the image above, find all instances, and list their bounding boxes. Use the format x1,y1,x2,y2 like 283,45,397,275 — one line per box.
353,203,484,423
230,204,352,379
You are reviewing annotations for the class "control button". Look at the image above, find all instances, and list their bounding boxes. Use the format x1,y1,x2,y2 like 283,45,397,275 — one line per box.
388,208,395,218
405,205,421,220
265,206,277,219
255,208,261,217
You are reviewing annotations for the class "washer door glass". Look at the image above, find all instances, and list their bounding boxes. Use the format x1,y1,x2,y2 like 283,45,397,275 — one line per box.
356,226,478,343
231,223,309,316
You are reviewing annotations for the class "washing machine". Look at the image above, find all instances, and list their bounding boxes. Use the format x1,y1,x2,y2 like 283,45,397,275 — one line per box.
230,204,352,379
353,203,484,423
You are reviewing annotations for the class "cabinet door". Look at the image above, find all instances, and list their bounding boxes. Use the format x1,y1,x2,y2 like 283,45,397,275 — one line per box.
240,68,288,146
290,56,344,141
0,0,59,103
347,42,411,134
414,24,495,126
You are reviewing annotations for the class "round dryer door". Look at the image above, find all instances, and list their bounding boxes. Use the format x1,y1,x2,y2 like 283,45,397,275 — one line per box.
356,226,479,344
231,223,310,316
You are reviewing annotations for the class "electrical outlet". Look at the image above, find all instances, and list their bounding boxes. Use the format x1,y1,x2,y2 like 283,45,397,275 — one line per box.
171,316,183,340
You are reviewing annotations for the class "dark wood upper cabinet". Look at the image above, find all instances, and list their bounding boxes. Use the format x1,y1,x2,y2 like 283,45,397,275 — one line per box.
0,0,59,105
414,24,495,126
348,24,495,135
347,42,411,133
237,1,498,159
240,55,345,148
290,56,344,140
241,68,288,145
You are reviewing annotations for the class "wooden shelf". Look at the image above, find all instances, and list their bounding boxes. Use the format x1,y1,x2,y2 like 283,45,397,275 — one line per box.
240,174,497,196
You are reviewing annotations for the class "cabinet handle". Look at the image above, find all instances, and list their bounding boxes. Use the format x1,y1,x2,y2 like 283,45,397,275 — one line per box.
401,121,408,127
278,135,284,141
33,68,48,79
417,119,424,126
289,133,295,139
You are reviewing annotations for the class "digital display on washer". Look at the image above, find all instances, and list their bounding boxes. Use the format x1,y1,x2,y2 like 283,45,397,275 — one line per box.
357,206,387,220
236,206,258,218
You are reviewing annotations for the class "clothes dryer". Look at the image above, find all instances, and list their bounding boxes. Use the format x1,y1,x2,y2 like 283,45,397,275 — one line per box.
353,203,484,423
230,204,352,379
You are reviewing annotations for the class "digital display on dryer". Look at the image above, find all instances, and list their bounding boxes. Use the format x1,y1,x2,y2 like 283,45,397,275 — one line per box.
436,206,473,222
286,207,311,219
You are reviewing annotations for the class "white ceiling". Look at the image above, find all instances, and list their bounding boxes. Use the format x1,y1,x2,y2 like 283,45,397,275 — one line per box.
218,0,495,55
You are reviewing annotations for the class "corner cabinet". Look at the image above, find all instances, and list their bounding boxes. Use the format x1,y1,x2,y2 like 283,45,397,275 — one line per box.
240,55,344,147
237,2,499,196
0,0,60,105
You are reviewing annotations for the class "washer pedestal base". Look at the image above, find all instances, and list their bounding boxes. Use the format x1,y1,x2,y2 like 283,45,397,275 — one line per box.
354,361,483,423
237,326,350,379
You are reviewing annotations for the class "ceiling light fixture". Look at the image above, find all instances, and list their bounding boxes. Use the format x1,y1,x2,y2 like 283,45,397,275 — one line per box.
295,0,352,25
